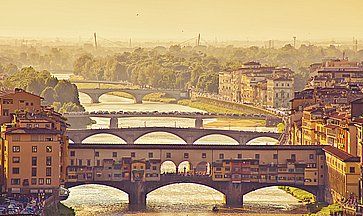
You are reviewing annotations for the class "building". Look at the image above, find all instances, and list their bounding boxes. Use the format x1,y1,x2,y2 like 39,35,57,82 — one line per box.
0,109,68,195
323,145,360,203
0,88,42,124
219,62,294,109
308,59,363,89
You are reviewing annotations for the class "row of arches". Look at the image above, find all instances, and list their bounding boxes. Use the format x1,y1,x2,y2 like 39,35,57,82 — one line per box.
62,183,315,213
70,132,279,145
161,161,211,175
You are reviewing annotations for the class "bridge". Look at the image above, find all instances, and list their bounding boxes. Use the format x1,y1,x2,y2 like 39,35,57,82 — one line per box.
64,144,327,210
65,127,281,144
78,88,190,103
63,111,267,128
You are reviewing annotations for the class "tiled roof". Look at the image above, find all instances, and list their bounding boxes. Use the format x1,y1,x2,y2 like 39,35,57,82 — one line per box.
323,145,360,162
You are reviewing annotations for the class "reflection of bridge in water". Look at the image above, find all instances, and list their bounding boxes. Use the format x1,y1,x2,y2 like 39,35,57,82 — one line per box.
66,127,281,144
64,144,327,210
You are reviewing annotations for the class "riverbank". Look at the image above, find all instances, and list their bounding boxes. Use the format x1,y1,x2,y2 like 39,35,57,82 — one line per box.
278,186,342,215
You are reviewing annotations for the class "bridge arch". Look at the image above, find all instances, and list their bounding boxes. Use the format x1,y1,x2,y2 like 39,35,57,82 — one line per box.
246,136,279,145
64,182,131,195
193,134,239,145
160,160,177,174
80,132,128,144
145,182,225,198
242,184,318,200
134,131,188,144
192,133,240,145
177,161,193,174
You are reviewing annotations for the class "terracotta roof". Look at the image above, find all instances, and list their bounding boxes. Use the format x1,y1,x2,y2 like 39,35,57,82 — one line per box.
323,145,360,162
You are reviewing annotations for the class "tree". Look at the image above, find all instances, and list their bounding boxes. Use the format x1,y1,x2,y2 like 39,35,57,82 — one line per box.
41,87,58,105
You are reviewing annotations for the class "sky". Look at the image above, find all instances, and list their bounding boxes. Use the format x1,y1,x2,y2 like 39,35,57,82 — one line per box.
1,0,363,41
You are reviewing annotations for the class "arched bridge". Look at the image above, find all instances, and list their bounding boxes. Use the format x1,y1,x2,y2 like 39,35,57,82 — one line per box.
65,127,281,144
64,144,327,210
65,175,325,210
63,111,268,129
78,88,190,103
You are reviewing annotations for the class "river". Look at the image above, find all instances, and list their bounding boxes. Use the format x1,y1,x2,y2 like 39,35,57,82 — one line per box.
61,93,307,216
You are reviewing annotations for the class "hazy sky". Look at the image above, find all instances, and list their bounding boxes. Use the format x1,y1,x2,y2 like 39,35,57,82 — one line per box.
1,0,363,41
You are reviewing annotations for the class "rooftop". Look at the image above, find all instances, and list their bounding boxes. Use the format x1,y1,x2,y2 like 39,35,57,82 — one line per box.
323,145,360,162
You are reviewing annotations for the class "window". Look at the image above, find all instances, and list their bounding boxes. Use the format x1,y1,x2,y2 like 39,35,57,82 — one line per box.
46,157,52,166
219,154,224,159
113,152,117,157
32,168,37,177
70,159,74,166
38,178,44,185
255,154,260,159
238,154,242,159
32,146,37,153
95,151,100,157
12,168,19,174
131,152,135,157
166,153,171,158
96,160,100,166
273,154,278,159
31,178,37,185
184,153,189,158
11,179,20,185
202,153,207,158
291,154,296,160
350,167,356,173
87,160,91,166
3,109,9,116
46,146,52,153
32,157,37,166
12,146,20,152
45,178,51,185
12,135,20,141
46,167,51,176
148,152,153,158
309,154,314,160
152,166,157,171
78,159,82,166
70,151,75,156
34,124,39,128
12,157,20,163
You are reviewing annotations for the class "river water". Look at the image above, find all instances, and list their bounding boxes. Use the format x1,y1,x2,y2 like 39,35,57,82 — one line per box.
61,93,307,216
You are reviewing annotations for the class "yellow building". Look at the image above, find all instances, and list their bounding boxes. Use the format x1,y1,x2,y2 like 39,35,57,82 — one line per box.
0,110,68,195
324,145,360,202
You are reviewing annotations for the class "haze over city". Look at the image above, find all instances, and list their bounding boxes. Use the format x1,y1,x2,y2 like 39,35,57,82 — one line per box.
0,1,363,215
1,0,363,41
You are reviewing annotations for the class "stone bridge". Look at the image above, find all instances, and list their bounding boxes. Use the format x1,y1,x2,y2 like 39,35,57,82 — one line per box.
78,88,190,103
63,144,330,210
63,111,267,129
66,127,281,144
64,175,325,210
